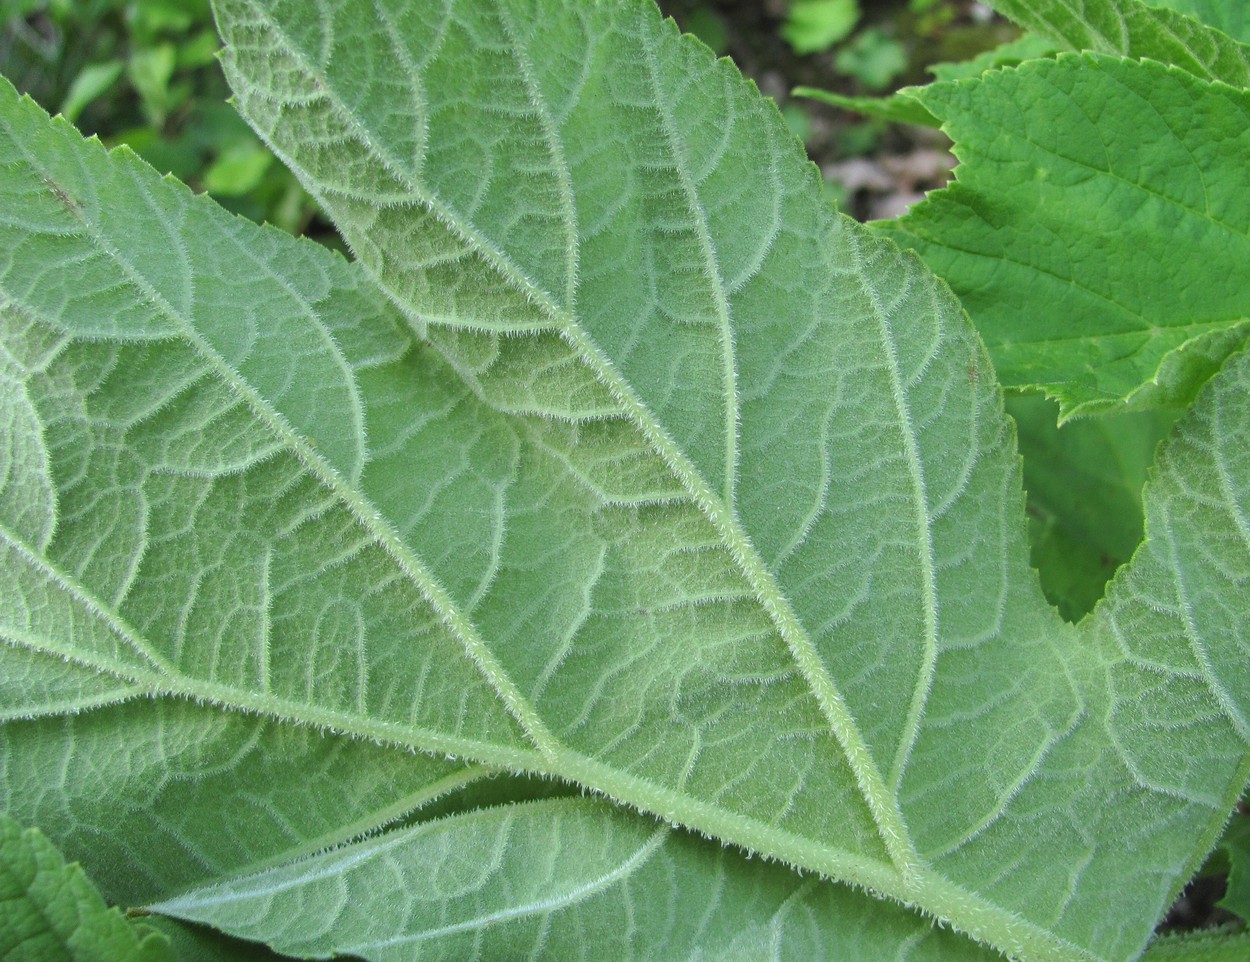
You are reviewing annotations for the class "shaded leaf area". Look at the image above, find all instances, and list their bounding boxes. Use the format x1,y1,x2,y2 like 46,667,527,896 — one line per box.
878,54,1250,418
0,813,173,962
1009,394,1175,621
0,1,1247,960
987,0,1250,85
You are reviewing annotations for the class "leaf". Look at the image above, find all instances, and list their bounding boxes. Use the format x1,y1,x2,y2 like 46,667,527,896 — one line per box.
1145,0,1250,44
0,812,173,962
986,0,1250,86
0,698,481,908
791,84,941,127
150,796,1001,962
1140,929,1250,961
927,33,1062,82
877,54,1250,417
1215,806,1250,920
141,916,293,962
782,0,860,56
0,3,1248,962
793,34,1060,129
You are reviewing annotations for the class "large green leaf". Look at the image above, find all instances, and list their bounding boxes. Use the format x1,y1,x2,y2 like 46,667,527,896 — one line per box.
878,54,1250,417
987,0,1250,85
0,2,1248,961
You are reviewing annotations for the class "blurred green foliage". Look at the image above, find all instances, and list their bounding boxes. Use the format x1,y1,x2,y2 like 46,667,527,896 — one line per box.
0,0,318,235
782,0,860,55
834,26,908,89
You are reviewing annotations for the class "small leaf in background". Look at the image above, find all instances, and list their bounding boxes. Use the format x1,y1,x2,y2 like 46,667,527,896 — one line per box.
128,0,209,39
792,82,940,126
202,138,272,195
127,41,177,127
835,26,908,89
782,0,860,55
683,6,729,55
59,59,124,123
794,33,1058,127
0,813,173,962
176,29,221,70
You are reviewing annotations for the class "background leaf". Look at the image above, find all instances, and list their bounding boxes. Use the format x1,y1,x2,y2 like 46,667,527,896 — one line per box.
878,54,1250,417
0,813,173,962
1146,0,1250,43
986,0,1250,86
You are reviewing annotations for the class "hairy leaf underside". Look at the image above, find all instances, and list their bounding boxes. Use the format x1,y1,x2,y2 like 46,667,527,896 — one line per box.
1,1,1248,960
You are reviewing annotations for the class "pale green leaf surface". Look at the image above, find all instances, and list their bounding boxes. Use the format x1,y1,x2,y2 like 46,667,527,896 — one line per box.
0,86,538,761
152,797,1002,962
987,0,1250,86
209,0,1250,958
0,645,139,721
0,3,1248,961
0,812,173,962
878,54,1250,417
0,305,56,551
0,298,139,719
210,0,1090,934
0,698,477,907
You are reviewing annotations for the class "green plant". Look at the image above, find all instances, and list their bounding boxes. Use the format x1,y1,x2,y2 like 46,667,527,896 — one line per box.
834,25,908,88
782,0,861,55
1,1,1248,961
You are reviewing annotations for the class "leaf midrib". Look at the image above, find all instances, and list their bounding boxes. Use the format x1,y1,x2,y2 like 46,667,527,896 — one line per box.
231,0,920,875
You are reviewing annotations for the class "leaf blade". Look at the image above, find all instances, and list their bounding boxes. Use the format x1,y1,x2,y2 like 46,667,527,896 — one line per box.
879,54,1250,417
151,798,1004,962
